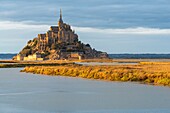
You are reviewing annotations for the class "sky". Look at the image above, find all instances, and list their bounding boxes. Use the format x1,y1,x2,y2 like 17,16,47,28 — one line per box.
0,0,170,53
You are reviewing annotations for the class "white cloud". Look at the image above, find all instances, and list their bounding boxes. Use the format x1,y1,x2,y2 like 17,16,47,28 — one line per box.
73,26,170,35
1,20,170,35
0,21,49,31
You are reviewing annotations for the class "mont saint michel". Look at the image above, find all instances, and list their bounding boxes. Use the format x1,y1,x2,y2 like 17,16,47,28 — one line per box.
13,10,108,61
1,0,170,113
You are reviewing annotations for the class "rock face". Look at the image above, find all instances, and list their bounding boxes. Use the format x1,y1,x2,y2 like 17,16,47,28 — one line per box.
14,10,108,61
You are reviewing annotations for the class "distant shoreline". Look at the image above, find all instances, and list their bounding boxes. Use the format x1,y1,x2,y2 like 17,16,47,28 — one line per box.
2,58,170,64
2,53,170,60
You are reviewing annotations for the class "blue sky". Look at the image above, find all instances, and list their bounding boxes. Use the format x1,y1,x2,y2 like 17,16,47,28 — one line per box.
0,0,170,53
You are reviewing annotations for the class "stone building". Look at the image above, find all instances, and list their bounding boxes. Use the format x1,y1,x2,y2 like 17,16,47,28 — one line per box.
16,52,43,61
38,9,78,52
70,52,83,60
24,52,43,61
16,54,25,61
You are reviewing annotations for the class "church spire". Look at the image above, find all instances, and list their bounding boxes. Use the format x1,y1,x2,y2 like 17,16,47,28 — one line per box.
60,9,62,19
59,9,63,23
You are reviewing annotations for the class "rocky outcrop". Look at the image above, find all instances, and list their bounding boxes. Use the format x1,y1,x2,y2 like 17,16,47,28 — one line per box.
13,10,108,61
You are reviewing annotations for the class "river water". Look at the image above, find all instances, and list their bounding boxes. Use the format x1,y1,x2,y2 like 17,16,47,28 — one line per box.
0,68,170,113
75,62,138,66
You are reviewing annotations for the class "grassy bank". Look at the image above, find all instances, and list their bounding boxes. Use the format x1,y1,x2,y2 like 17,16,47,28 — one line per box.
0,62,74,68
0,60,19,63
21,63,170,86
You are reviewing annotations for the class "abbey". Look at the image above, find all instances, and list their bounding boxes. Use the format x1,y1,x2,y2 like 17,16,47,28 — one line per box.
38,10,78,52
14,10,108,61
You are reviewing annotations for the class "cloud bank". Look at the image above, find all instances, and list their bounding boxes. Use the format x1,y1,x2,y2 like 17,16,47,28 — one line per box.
1,0,170,53
0,21,49,30
0,0,170,29
73,27,170,35
0,20,170,53
1,21,170,35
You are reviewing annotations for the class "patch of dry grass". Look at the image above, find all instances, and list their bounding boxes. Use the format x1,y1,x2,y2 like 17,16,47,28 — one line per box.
21,62,170,86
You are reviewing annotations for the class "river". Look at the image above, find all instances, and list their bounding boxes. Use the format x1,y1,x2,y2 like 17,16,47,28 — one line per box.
0,68,170,113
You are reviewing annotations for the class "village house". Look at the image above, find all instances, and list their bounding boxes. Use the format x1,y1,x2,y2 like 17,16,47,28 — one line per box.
16,54,25,61
70,52,83,60
17,53,43,61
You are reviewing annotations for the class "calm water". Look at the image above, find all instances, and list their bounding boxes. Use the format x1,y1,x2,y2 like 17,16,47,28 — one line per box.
109,54,170,59
0,68,170,113
76,62,138,66
0,54,16,60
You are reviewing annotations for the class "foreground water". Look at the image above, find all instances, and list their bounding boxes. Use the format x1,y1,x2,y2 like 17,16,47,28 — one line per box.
0,68,170,113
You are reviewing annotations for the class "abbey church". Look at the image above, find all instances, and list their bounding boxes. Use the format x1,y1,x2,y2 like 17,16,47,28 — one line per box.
14,10,108,61
38,10,78,52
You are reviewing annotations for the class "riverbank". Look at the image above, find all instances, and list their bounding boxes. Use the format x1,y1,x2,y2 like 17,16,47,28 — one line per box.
0,60,74,68
0,59,135,68
0,60,18,63
21,62,170,86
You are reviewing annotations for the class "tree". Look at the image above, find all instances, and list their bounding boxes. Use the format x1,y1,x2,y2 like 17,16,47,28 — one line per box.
33,40,38,47
86,44,90,47
20,49,31,56
23,45,31,50
27,40,32,44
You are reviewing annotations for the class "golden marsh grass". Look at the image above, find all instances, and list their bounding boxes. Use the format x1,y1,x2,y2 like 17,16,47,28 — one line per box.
21,62,170,86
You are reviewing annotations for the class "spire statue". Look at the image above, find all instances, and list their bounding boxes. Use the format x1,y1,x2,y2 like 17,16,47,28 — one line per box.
60,9,62,19
59,9,63,24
